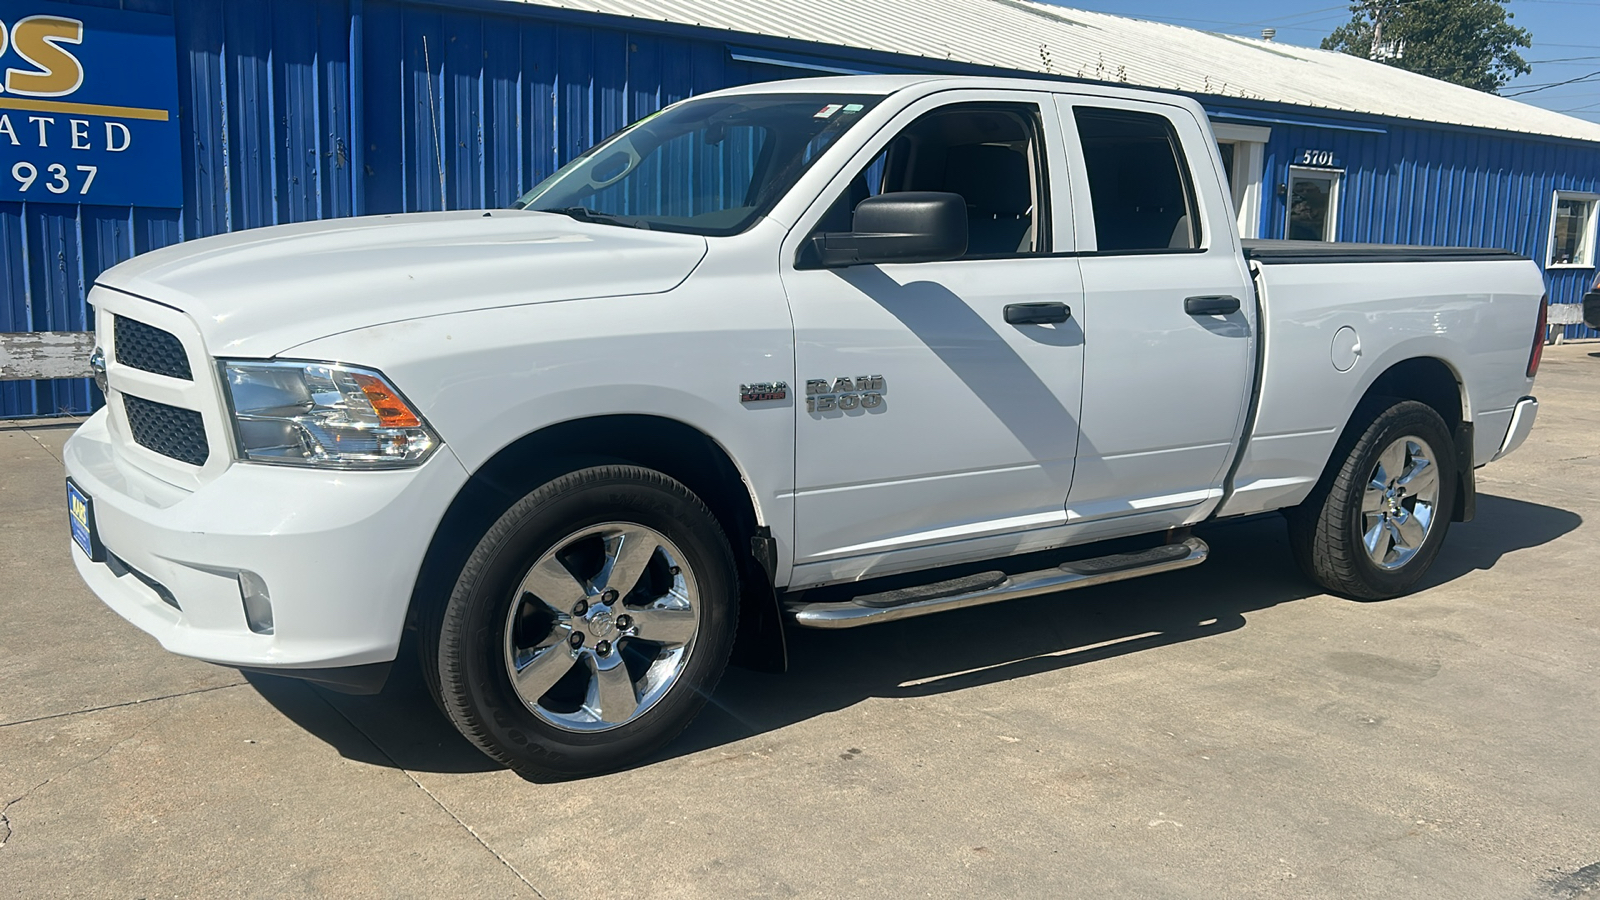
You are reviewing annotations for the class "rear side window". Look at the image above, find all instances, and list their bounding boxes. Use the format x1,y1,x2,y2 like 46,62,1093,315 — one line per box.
1073,107,1200,253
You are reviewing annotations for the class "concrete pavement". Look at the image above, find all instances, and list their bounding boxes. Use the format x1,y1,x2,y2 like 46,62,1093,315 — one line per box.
3,344,1599,899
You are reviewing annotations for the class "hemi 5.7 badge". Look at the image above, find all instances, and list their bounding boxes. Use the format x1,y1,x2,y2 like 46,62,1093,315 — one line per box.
739,381,789,403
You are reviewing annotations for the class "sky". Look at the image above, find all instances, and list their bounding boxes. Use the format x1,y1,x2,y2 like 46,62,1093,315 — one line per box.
1040,0,1600,125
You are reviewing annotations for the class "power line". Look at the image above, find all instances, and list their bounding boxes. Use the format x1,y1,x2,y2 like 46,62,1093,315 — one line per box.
1241,4,1351,26
1504,70,1600,95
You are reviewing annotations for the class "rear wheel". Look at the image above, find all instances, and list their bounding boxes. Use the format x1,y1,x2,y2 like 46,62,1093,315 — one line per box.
436,466,738,780
1288,400,1456,600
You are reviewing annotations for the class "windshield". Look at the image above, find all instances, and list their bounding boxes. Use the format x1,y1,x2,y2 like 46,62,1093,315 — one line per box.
512,94,883,236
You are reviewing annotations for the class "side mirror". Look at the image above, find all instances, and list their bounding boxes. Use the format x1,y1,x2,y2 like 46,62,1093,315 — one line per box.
804,192,968,268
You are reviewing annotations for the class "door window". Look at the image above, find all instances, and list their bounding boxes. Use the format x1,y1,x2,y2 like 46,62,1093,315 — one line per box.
811,103,1049,257
1286,167,1341,242
1073,107,1201,252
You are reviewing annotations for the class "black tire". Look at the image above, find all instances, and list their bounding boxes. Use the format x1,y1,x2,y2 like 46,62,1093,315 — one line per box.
1287,399,1457,600
436,465,739,780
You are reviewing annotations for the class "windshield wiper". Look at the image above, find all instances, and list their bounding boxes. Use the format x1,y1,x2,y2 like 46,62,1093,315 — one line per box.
535,206,651,229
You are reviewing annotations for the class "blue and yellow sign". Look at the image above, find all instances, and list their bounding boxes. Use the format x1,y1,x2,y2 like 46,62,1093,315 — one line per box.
0,1,179,207
66,477,101,561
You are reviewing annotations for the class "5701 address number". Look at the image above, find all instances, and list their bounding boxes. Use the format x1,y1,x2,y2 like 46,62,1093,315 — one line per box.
10,161,100,197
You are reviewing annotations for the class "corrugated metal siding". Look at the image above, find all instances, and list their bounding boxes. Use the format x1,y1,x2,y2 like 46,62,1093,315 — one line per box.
1247,118,1600,339
2,0,783,416
3,0,1597,417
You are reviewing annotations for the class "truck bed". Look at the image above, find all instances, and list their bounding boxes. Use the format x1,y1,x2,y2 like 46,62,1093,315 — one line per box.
1217,246,1544,520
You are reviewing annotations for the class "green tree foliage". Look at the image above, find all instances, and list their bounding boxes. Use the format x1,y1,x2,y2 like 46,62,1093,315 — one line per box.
1321,0,1532,93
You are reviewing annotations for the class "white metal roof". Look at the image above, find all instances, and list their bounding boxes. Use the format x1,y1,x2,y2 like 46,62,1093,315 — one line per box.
511,0,1600,144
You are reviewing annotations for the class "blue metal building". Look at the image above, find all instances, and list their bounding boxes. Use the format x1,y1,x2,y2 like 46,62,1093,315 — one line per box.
4,0,1598,417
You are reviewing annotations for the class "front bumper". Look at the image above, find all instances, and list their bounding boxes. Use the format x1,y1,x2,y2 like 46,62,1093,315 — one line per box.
65,409,470,671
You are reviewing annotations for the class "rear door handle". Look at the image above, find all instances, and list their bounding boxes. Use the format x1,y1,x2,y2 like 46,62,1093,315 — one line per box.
1005,302,1072,325
1185,295,1241,316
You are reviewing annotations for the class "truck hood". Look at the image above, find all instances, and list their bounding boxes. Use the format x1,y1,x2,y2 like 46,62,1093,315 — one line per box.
97,210,708,357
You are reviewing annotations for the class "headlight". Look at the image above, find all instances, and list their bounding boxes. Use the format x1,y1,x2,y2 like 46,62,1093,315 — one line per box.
220,360,439,468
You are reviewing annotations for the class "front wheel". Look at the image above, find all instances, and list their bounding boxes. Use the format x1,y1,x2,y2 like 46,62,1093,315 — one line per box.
436,466,739,780
1288,400,1457,600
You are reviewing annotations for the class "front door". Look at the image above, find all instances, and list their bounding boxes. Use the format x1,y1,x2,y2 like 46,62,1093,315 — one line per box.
781,92,1086,585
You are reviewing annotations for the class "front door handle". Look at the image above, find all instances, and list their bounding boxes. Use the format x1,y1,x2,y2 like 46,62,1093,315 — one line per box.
1185,295,1241,316
1005,302,1072,325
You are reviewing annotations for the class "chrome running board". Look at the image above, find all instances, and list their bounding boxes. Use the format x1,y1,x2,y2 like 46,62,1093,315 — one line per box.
789,537,1209,629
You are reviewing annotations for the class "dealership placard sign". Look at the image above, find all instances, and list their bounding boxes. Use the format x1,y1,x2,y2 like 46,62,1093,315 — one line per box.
0,1,180,207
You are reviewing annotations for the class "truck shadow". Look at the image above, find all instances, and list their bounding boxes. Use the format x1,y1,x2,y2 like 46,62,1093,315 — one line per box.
244,643,504,774
245,492,1579,777
664,492,1580,764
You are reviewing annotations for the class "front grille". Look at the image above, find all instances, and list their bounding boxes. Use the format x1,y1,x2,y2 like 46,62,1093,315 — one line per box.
124,395,209,466
115,315,192,380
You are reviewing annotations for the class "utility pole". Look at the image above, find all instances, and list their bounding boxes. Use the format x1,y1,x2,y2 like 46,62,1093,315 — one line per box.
1368,0,1404,62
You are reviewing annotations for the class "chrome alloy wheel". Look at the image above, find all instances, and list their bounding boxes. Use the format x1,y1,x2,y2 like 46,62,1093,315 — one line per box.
1361,434,1441,570
502,523,700,732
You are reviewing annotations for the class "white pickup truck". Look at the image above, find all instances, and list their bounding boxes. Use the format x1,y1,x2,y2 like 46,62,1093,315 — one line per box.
65,75,1546,779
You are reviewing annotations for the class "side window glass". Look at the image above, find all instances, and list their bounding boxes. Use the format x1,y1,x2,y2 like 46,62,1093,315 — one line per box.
1073,107,1201,252
811,103,1049,258
813,148,885,236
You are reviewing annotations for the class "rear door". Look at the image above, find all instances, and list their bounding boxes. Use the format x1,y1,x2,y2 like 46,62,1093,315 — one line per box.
780,90,1085,584
1055,96,1256,527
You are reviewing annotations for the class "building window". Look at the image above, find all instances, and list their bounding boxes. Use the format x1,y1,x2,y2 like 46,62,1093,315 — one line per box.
1286,167,1341,242
1548,192,1598,268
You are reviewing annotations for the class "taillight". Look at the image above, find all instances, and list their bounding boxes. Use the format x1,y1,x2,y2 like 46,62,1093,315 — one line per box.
1528,293,1547,379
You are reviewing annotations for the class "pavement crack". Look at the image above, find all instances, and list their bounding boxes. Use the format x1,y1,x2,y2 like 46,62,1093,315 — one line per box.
22,426,68,464
307,690,549,899
0,682,247,729
1,702,175,849
399,763,551,900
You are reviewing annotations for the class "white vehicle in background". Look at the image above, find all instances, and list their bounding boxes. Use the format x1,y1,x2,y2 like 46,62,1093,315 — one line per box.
1586,272,1600,330
65,75,1546,779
